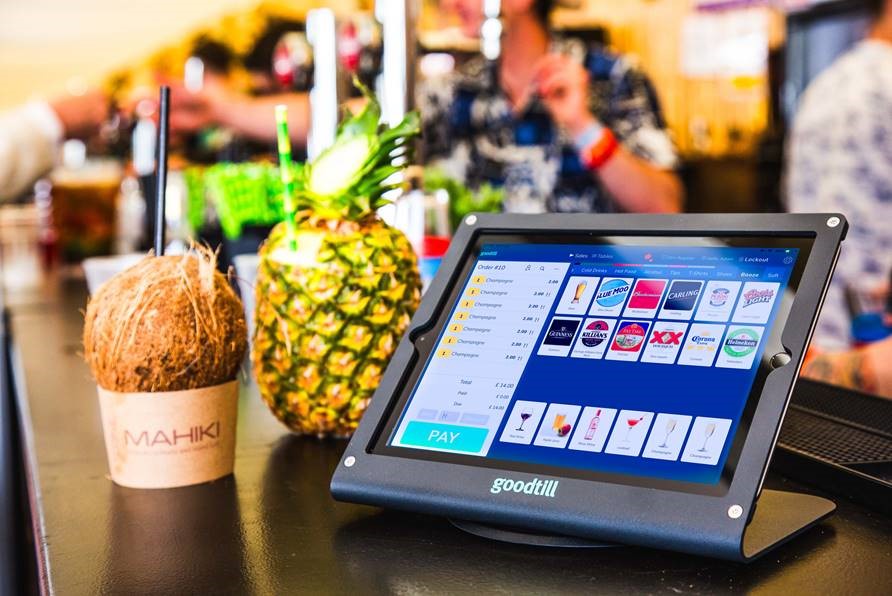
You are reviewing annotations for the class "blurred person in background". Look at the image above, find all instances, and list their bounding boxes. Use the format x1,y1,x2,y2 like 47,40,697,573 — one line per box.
420,0,683,214
0,90,107,201
168,19,311,147
802,328,892,399
787,0,892,397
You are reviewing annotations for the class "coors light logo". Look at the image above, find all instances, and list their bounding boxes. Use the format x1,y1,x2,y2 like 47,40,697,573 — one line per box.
741,288,774,308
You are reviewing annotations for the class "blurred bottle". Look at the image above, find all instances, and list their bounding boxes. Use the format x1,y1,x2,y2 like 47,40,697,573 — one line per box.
34,178,58,269
116,176,145,254
132,108,156,251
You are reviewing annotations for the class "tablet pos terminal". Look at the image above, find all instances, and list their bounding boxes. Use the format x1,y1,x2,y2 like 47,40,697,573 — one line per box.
332,213,846,562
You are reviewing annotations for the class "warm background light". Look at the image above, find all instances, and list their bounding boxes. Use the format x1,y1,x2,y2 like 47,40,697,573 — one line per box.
0,0,365,109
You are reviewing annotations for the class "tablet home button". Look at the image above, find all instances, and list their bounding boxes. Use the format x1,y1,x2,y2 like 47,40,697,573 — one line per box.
769,352,791,369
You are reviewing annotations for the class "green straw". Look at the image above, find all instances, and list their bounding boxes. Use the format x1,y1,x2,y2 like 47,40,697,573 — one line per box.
275,104,297,250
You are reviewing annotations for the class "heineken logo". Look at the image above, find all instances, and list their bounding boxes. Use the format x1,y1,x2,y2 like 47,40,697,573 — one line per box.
723,328,760,357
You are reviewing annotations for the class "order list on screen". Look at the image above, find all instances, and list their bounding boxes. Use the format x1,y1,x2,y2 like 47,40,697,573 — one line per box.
391,259,569,455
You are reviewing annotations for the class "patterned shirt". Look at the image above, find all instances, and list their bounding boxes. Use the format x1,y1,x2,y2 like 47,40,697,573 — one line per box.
418,42,678,214
787,40,892,350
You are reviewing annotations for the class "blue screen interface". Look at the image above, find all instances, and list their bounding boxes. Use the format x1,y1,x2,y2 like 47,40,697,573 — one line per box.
388,242,800,486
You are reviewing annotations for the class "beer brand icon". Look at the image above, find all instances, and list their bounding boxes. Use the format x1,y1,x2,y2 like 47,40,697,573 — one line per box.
611,322,650,352
650,330,683,345
595,279,631,307
662,281,702,312
640,322,688,364
695,281,742,323
687,333,718,350
723,327,760,357
543,318,581,346
628,280,667,310
678,323,726,366
709,287,731,307
741,288,775,309
732,282,780,324
580,320,611,347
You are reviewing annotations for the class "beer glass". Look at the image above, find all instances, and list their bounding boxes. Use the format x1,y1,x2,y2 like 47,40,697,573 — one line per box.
50,160,123,262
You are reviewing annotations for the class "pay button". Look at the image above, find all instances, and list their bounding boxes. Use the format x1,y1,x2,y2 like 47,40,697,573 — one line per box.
401,421,488,454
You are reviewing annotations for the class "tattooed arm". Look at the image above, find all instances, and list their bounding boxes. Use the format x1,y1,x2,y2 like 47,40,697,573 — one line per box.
802,336,892,398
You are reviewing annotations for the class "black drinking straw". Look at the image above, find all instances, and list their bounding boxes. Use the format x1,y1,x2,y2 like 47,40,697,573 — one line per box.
154,85,170,256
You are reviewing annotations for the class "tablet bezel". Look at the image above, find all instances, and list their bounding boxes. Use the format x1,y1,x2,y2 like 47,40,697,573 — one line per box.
331,213,845,558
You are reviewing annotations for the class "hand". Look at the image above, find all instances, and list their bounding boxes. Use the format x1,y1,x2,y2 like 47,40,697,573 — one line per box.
867,336,892,398
49,89,108,139
167,76,236,135
534,53,596,138
803,336,892,399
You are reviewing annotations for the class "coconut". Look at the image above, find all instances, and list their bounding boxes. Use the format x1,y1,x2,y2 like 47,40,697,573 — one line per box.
83,248,248,393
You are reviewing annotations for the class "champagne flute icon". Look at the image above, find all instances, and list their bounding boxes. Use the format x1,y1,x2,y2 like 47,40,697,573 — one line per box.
658,419,677,448
698,422,717,452
516,409,533,431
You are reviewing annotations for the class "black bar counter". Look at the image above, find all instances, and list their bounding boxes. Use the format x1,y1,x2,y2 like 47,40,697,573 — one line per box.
5,274,892,595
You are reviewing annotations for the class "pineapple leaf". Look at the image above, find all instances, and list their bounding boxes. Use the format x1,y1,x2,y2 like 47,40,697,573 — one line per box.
336,77,381,140
306,135,377,197
296,79,421,221
378,112,421,146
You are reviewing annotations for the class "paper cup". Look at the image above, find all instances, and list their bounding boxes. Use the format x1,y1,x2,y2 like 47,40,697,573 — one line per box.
83,253,145,295
97,380,239,489
232,253,259,342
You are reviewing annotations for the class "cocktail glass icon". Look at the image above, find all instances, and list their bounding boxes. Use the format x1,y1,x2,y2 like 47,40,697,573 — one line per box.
624,416,644,441
516,409,533,431
698,422,717,452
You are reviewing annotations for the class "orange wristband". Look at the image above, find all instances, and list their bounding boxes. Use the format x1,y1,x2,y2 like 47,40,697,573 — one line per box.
580,128,619,170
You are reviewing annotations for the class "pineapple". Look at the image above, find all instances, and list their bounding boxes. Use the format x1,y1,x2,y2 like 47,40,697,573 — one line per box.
252,87,422,437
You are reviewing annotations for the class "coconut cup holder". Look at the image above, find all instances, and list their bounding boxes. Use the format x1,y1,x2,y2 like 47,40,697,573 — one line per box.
97,380,240,489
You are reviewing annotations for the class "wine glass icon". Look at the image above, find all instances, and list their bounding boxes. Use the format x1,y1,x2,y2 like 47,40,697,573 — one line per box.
658,418,677,448
698,422,717,452
516,409,533,431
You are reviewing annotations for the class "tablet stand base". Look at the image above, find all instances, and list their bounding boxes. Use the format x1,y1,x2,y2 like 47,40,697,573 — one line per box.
449,519,618,549
450,489,835,557
741,489,836,560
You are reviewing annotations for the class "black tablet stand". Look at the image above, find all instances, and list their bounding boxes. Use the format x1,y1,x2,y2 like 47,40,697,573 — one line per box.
331,213,848,562
450,489,835,559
